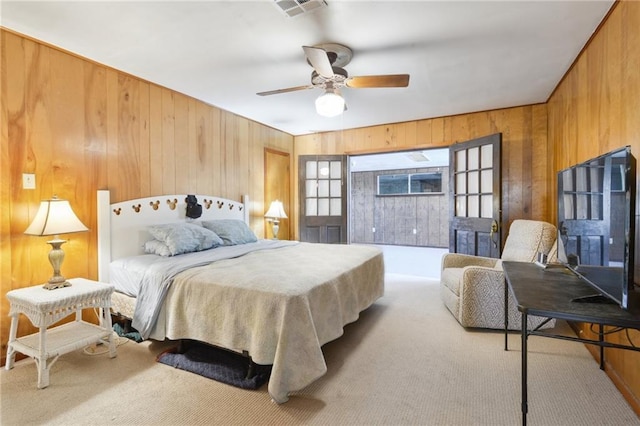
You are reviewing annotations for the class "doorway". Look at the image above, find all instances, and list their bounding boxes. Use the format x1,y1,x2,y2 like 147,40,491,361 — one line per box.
264,148,290,240
348,148,450,248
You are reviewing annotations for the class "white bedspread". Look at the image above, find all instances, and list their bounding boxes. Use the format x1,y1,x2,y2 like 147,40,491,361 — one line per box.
111,240,296,338
147,242,384,403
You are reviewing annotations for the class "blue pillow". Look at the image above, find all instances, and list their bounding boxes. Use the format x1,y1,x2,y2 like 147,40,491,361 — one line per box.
201,220,257,246
146,223,223,256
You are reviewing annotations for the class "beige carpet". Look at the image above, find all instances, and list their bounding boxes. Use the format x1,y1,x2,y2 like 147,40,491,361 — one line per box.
1,274,638,426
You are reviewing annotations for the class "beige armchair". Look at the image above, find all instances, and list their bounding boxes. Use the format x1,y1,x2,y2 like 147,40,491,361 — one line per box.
440,219,557,330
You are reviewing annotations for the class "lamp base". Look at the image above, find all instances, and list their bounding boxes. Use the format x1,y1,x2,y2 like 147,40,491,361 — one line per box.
272,221,280,240
43,280,71,290
44,237,71,290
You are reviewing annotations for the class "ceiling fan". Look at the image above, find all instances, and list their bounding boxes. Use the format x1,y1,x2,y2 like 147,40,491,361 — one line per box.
257,43,410,117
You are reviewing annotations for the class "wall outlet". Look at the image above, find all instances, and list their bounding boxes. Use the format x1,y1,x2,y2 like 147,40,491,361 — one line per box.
413,228,417,234
372,227,376,233
22,173,36,189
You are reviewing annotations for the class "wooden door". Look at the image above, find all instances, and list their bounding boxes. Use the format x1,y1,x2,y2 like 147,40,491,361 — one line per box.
449,133,502,257
265,149,290,239
298,155,347,243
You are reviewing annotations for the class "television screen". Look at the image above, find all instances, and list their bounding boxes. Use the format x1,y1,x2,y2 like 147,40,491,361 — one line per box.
557,146,636,309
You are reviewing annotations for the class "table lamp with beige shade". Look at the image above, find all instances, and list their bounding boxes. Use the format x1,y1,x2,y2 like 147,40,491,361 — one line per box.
264,200,288,239
24,196,89,290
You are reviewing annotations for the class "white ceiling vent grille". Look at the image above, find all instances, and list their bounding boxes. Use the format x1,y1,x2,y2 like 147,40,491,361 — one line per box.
406,151,431,162
274,0,328,18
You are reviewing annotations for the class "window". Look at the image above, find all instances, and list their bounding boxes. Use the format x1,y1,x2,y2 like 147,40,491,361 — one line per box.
377,172,443,195
411,173,442,193
305,160,343,216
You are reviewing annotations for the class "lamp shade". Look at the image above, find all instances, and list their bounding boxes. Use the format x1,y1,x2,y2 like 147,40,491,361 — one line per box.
24,197,89,236
264,200,288,219
315,89,345,117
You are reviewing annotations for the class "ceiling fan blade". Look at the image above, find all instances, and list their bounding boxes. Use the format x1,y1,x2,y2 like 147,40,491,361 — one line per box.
302,46,335,79
257,85,315,96
345,74,410,88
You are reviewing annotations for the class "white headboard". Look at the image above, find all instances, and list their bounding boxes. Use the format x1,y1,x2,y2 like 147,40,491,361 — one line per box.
97,190,250,282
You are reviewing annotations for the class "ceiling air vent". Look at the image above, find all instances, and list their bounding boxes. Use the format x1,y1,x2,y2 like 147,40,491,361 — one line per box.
406,151,431,162
274,0,328,18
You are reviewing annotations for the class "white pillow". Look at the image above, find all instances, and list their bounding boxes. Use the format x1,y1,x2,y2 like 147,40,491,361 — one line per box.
146,223,223,256
143,239,173,257
201,220,257,246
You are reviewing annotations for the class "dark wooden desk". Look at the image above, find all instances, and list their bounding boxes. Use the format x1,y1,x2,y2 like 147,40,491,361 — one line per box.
502,261,640,426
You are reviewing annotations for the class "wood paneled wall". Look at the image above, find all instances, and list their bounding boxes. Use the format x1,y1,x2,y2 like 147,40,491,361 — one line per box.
547,0,640,413
293,105,550,242
1,0,639,412
0,29,293,357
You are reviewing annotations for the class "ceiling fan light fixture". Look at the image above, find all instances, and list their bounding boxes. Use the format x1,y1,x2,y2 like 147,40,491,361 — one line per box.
315,89,344,117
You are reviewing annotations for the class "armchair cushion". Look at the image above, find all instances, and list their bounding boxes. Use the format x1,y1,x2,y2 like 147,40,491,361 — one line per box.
441,267,464,296
501,219,557,262
441,253,499,270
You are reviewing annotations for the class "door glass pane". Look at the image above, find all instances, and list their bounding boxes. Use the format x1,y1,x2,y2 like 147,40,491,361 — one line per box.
306,161,317,179
456,196,466,217
576,167,589,191
562,171,574,191
330,198,341,216
318,198,329,216
318,161,330,177
587,166,602,192
481,144,493,168
306,199,317,216
468,147,479,170
330,180,341,197
481,195,493,218
318,180,329,197
456,150,466,172
468,171,479,193
468,195,479,218
563,194,575,220
481,170,493,193
576,194,588,219
306,180,317,197
330,161,342,179
575,167,586,191
456,173,466,194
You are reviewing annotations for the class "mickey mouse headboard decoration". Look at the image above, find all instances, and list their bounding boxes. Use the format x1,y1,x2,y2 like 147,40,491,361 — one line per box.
185,194,202,219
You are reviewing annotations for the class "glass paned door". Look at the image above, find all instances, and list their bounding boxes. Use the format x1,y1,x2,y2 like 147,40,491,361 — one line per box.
299,155,347,243
449,133,502,258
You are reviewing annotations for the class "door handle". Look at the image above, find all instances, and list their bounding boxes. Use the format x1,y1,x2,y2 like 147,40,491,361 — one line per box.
490,220,499,248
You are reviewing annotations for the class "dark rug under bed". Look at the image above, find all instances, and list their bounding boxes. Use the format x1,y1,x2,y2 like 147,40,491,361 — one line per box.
156,342,271,390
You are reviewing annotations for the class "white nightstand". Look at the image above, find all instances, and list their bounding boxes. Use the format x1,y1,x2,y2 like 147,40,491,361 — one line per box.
5,278,117,388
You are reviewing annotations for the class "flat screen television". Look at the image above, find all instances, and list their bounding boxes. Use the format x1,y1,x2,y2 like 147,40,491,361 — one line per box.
557,145,637,309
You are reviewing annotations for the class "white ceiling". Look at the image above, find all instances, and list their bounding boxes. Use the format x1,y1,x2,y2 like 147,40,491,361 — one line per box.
1,1,613,136
350,148,449,172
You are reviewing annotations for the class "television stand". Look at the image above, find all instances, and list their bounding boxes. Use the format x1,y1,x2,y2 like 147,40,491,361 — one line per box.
571,293,617,304
502,261,640,426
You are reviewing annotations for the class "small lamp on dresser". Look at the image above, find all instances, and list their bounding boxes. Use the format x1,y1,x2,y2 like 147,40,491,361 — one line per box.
264,200,288,239
24,195,89,290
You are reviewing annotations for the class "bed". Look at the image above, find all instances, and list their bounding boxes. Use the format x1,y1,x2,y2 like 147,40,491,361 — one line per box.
96,190,385,403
